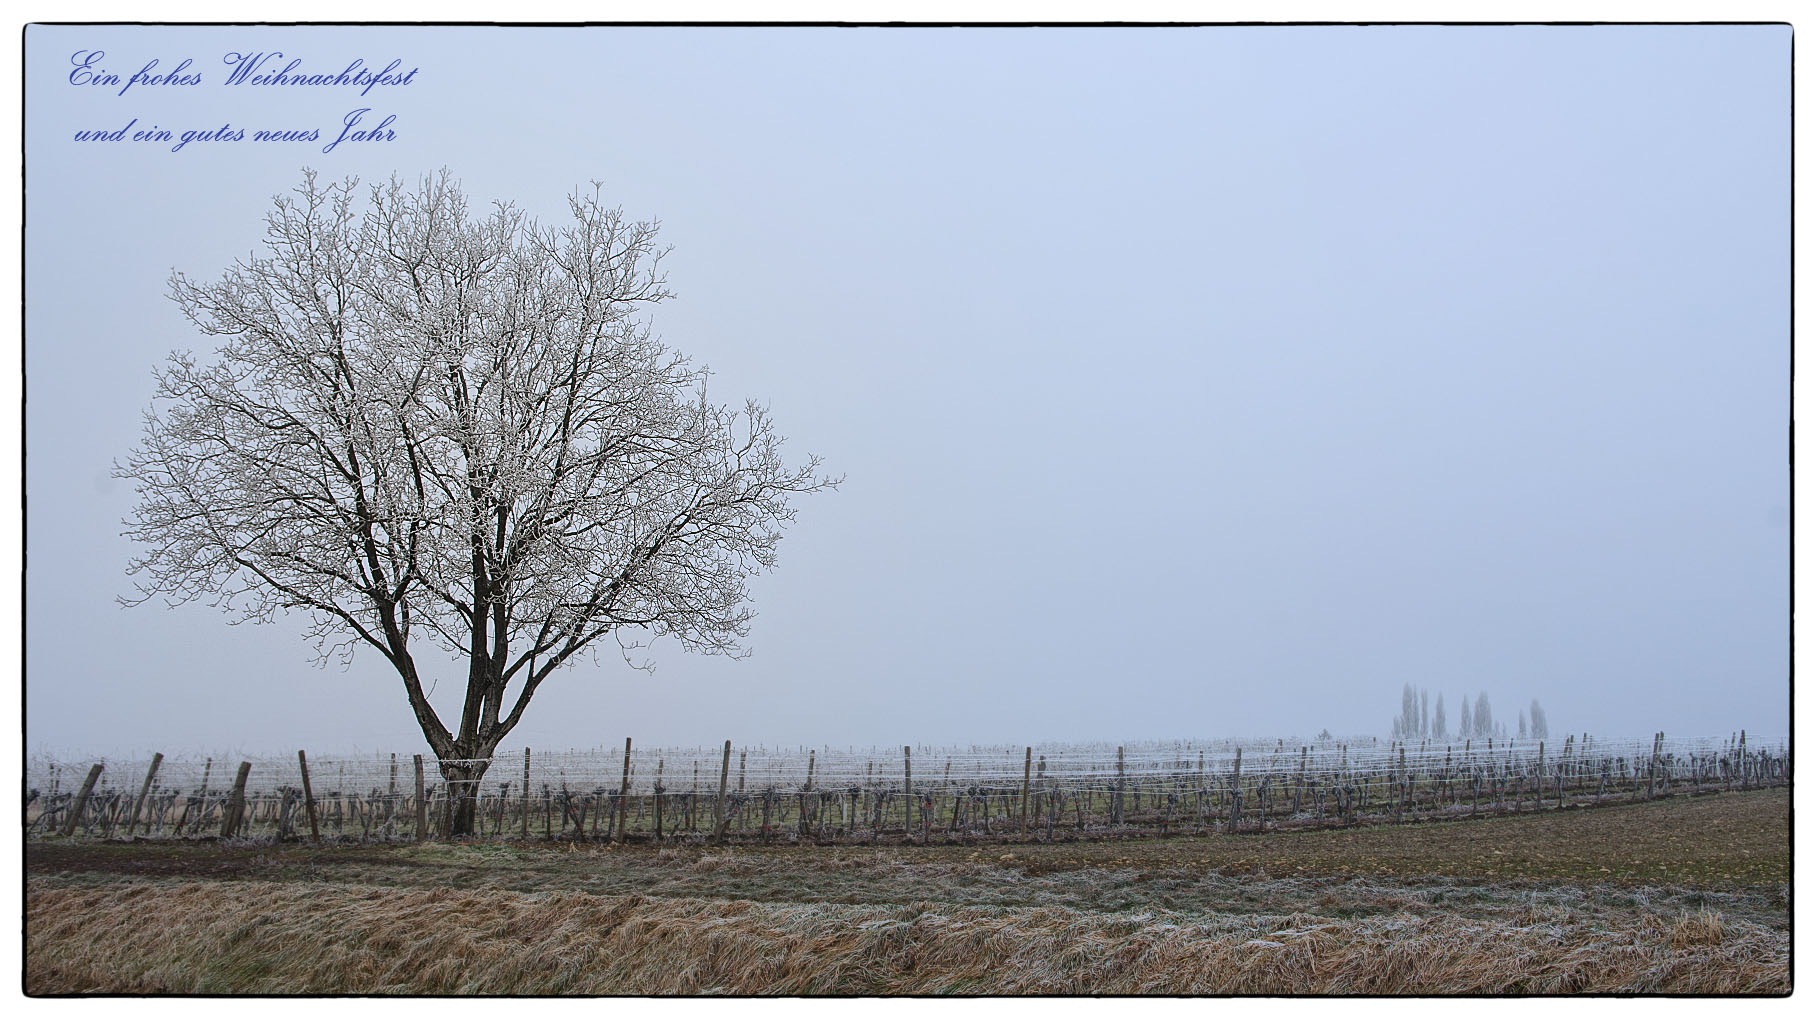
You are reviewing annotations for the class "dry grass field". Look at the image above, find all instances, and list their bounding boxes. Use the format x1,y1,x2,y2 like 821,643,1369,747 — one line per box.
25,786,1790,995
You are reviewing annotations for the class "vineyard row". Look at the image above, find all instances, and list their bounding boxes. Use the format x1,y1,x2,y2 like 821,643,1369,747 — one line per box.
26,731,1788,844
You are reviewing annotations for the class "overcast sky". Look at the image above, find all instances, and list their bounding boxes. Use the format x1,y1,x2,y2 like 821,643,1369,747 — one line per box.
24,24,1789,757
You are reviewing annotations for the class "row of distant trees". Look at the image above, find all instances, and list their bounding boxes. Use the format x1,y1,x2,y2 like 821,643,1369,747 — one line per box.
1390,684,1550,742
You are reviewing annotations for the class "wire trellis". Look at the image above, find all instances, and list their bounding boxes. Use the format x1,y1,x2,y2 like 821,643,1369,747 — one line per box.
25,731,1789,844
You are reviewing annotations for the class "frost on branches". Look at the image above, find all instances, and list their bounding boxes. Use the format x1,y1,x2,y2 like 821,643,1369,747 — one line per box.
117,170,837,833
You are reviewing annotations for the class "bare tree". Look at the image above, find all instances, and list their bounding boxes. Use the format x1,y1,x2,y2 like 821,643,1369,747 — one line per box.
118,170,837,834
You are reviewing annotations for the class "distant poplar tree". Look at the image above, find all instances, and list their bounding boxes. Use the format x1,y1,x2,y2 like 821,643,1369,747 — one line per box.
1458,694,1473,739
1529,698,1549,740
1432,693,1447,740
1474,692,1494,738
1393,683,1422,740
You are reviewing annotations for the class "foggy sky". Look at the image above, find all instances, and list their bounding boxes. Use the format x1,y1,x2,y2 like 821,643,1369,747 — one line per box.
24,25,1790,758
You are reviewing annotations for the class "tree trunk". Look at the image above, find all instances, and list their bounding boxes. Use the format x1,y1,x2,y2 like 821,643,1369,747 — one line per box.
437,757,493,837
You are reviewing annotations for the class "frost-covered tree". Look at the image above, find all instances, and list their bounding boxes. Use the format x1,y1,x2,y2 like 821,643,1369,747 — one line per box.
1458,694,1472,739
118,170,837,834
1431,692,1447,741
1473,692,1494,739
1393,683,1434,741
1529,698,1549,740
1518,710,1528,740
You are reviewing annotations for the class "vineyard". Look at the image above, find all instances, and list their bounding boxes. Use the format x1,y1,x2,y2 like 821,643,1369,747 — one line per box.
26,732,1789,845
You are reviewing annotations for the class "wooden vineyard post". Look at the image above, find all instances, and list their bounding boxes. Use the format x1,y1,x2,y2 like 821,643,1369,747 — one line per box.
1688,738,1701,796
297,750,320,841
1645,733,1656,799
617,738,633,841
189,758,212,836
128,753,163,836
1229,747,1243,833
1645,733,1657,799
653,759,665,842
1394,745,1405,824
1558,736,1569,807
221,761,251,838
1296,747,1308,817
944,755,958,834
946,773,962,837
413,755,428,842
1462,740,1475,816
1040,755,1055,841
714,740,732,844
1535,741,1545,812
1648,733,1663,798
60,763,104,838
1020,746,1032,838
800,751,816,838
903,746,913,839
1580,734,1591,801
520,748,531,839
1738,730,1748,789
1114,746,1125,827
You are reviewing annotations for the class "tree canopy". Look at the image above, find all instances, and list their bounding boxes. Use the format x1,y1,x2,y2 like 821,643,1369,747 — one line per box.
119,170,836,828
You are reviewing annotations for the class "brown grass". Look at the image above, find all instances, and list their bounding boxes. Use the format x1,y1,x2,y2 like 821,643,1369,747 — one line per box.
27,877,1788,995
1670,909,1726,949
27,788,1790,995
